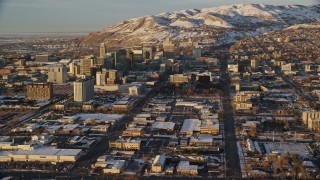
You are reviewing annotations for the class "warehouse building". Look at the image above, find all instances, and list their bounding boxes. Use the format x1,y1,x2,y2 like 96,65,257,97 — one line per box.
8,147,82,162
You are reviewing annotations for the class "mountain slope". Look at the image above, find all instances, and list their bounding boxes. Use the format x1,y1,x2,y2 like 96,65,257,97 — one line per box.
80,3,320,47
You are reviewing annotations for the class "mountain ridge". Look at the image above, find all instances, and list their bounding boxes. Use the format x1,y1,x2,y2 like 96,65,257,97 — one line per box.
80,3,320,47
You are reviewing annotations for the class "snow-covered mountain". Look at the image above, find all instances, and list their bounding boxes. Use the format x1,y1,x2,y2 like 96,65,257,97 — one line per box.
80,3,320,46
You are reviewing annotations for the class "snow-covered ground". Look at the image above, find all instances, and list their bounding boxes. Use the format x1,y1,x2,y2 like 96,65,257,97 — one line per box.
83,3,320,46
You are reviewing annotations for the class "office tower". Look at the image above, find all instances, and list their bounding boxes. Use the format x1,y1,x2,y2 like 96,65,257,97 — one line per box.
105,52,116,70
131,50,143,62
96,57,105,66
48,66,67,84
100,43,106,58
127,50,134,71
80,57,95,77
90,66,98,78
69,62,76,75
115,49,129,74
107,69,118,80
143,45,155,60
106,69,118,85
27,83,53,100
69,62,81,76
74,78,95,102
96,71,106,86
163,38,175,59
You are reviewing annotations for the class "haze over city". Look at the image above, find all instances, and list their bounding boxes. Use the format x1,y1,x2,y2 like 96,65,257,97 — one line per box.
0,0,319,33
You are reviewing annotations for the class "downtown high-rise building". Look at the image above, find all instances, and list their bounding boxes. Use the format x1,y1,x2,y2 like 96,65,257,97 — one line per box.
163,38,175,59
105,52,116,70
48,66,67,84
69,62,81,76
80,57,95,77
115,49,129,74
96,71,106,86
73,78,95,102
142,45,155,60
100,43,106,58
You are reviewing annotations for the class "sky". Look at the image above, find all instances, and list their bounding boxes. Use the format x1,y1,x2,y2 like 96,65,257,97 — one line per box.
0,0,319,33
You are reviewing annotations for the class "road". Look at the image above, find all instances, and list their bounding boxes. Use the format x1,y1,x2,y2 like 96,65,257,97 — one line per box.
220,59,242,178
70,74,168,176
252,35,316,102
266,60,316,102
0,96,66,134
0,76,168,179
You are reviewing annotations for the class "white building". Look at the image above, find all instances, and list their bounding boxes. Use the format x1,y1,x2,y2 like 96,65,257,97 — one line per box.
151,122,175,131
48,66,67,84
100,43,106,58
8,147,82,162
118,82,145,96
96,72,106,86
180,119,201,136
74,78,95,102
163,38,175,59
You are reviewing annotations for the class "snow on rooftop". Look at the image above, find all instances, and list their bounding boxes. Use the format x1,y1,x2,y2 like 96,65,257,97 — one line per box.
177,161,198,171
190,136,213,143
180,119,201,133
63,124,79,130
200,119,219,129
152,122,175,130
74,113,123,121
152,155,166,166
136,113,151,118
12,146,82,156
264,142,310,157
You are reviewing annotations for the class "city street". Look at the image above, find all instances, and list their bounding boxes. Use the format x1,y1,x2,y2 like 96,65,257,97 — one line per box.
220,59,242,178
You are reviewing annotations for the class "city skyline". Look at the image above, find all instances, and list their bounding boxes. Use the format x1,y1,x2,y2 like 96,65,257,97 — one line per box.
1,0,320,178
0,0,319,33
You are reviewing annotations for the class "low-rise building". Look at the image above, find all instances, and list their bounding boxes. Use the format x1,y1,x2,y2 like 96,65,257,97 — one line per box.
180,119,201,136
9,147,82,162
102,160,126,174
151,155,166,173
122,127,143,137
180,119,219,136
176,161,198,175
112,97,134,112
235,102,253,111
189,136,214,146
200,120,219,135
118,82,145,96
109,137,141,151
27,83,53,100
151,122,175,131
170,74,189,84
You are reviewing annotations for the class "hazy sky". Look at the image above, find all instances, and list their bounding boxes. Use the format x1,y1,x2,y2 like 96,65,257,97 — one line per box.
0,0,319,33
